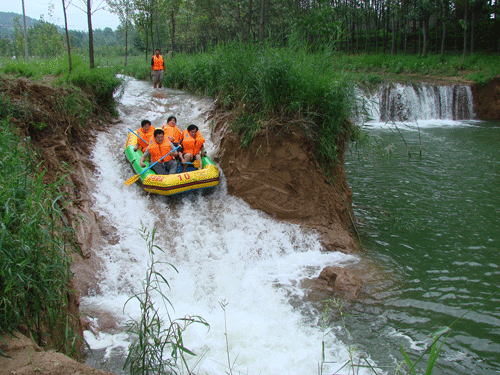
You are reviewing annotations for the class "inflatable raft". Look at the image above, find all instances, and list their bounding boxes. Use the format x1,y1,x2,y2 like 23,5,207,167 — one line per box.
124,132,220,196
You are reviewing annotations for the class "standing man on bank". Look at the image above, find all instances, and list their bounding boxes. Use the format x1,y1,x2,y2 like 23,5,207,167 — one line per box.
151,49,166,89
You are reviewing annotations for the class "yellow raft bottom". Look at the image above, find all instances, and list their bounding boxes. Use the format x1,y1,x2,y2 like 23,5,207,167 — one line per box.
142,163,220,196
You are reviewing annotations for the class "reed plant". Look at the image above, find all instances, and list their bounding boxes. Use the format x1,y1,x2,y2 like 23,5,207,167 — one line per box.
0,119,78,354
123,225,209,375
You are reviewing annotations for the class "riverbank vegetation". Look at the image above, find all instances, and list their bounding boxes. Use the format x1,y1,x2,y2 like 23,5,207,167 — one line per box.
2,45,499,173
0,71,120,360
0,114,78,355
0,55,121,114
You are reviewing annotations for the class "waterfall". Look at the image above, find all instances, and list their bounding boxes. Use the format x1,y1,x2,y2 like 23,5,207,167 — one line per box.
362,82,475,122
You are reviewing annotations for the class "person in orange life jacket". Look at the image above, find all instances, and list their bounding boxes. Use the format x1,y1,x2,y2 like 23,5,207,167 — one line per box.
180,124,206,172
151,49,166,89
134,120,156,152
162,115,181,145
139,129,179,175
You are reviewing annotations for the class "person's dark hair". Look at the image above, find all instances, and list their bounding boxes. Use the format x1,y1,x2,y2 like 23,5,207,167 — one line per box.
155,49,160,53
141,120,151,127
154,129,164,137
167,115,177,123
187,124,198,132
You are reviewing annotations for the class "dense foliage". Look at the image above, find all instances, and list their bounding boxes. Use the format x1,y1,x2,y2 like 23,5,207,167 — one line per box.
0,65,120,356
2,0,500,59
0,113,76,352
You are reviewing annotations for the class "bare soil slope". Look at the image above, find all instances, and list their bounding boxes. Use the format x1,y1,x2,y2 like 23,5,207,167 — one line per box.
210,114,357,253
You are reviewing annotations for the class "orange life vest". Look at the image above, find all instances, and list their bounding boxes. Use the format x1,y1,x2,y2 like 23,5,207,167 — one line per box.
152,55,164,70
162,124,181,143
180,129,205,156
147,140,174,163
136,126,155,152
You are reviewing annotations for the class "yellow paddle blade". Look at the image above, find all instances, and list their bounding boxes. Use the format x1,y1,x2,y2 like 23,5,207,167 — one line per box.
193,160,201,169
124,174,140,186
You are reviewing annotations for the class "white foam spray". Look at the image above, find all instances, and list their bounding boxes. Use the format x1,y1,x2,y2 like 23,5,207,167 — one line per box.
82,76,367,375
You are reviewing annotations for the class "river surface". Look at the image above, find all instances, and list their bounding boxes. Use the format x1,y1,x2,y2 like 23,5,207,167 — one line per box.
82,76,500,375
81,77,363,375
345,119,500,374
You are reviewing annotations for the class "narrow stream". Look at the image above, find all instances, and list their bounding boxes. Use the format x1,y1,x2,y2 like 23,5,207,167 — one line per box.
81,77,362,375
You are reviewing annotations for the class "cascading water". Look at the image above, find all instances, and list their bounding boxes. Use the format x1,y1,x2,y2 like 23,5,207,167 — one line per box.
81,76,367,375
363,82,475,122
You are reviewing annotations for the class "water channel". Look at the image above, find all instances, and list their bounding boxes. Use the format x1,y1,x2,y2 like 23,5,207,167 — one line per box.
82,76,500,375
82,76,361,375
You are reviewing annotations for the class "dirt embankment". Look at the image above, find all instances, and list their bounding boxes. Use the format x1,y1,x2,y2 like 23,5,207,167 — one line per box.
1,75,499,375
471,77,500,120
210,113,356,254
0,76,114,375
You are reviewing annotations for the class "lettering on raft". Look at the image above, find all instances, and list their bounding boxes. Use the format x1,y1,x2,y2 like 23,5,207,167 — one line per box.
177,173,191,181
177,170,209,181
148,175,165,182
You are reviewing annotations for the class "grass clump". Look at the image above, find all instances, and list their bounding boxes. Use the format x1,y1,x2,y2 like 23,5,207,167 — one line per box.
0,56,122,114
66,65,121,113
0,119,79,355
157,44,360,173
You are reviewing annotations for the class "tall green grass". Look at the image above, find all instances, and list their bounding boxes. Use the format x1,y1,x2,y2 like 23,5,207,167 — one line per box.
0,56,122,114
150,44,361,172
0,117,78,354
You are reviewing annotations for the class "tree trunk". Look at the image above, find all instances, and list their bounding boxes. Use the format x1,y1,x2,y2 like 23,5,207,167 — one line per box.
422,18,428,56
62,0,72,75
391,15,396,55
417,19,422,55
382,6,387,54
150,13,154,55
462,0,468,61
440,19,446,56
155,6,161,51
374,3,379,52
22,0,28,61
246,0,253,42
237,5,244,41
470,10,474,53
365,6,370,53
170,10,176,55
145,28,149,61
87,0,94,68
125,20,128,66
259,0,266,43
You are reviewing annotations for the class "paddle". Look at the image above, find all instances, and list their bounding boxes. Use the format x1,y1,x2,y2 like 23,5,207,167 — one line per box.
128,128,148,146
125,145,180,186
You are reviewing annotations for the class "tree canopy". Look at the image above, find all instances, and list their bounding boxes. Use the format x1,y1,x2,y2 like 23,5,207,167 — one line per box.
1,0,500,59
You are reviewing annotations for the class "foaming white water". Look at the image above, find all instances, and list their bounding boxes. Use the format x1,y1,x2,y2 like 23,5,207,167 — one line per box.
362,118,481,130
82,76,365,375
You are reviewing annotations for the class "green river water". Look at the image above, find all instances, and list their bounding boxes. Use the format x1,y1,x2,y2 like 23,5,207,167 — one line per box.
344,120,500,374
